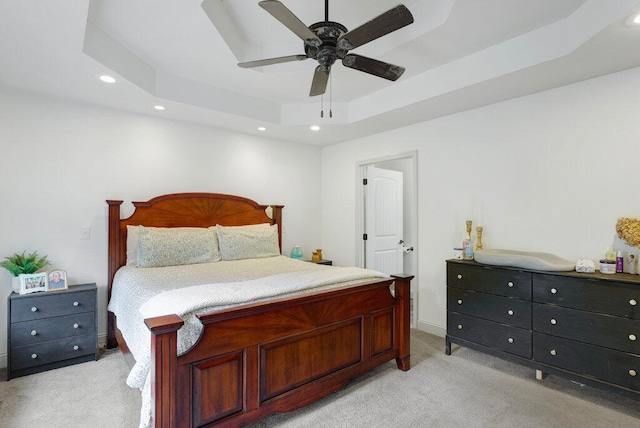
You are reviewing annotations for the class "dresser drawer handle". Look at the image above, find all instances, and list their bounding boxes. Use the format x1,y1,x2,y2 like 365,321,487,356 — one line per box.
31,353,38,359
508,310,514,316
73,323,79,329
457,299,463,305
73,345,79,351
73,301,79,307
457,274,463,280
550,349,557,356
508,337,514,343
551,288,557,294
630,334,637,341
550,319,557,325
31,306,38,312
631,299,638,306
630,369,637,377
507,281,514,288
457,324,463,330
30,330,37,336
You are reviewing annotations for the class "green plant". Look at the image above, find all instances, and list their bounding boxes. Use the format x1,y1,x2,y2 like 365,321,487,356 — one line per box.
1,251,49,276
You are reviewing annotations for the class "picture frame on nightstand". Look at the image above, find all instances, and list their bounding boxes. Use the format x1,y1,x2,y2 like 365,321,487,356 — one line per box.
19,272,48,294
47,269,67,291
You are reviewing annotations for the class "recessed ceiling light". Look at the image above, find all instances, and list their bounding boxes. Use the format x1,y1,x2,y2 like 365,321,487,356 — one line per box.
99,75,116,83
154,105,165,111
310,125,320,131
257,127,266,131
634,13,640,24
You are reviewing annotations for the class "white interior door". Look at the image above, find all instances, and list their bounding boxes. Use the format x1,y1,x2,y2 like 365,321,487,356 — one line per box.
365,166,403,275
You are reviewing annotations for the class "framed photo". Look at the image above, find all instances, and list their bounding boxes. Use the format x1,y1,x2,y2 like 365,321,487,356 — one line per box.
19,272,48,295
47,269,68,292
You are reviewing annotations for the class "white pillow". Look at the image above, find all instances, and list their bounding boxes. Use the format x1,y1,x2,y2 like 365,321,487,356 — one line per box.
126,225,140,266
215,223,280,261
136,226,221,268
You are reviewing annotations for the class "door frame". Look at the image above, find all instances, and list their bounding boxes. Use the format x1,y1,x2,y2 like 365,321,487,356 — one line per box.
356,151,418,325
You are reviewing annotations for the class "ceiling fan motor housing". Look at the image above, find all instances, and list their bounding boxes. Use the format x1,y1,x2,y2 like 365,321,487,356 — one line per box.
306,21,348,72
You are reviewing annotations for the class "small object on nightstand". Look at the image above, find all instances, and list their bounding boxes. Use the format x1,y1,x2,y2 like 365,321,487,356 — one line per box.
7,283,98,380
311,249,323,262
290,245,303,259
306,259,332,266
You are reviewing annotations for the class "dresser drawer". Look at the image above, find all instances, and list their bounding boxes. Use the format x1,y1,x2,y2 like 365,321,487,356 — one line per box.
533,274,640,318
448,312,531,358
447,263,531,299
533,303,640,354
11,290,96,322
534,332,640,391
448,287,531,329
10,312,96,347
10,334,96,371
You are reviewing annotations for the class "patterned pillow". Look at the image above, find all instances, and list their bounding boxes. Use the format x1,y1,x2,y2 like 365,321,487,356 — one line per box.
136,226,221,268
215,224,280,261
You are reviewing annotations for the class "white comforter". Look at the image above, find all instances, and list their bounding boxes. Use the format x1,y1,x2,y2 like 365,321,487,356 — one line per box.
107,256,385,427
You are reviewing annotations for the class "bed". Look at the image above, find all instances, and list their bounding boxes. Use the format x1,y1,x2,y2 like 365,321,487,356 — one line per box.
106,192,413,427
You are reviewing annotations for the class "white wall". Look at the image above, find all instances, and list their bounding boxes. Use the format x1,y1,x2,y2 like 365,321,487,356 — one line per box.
322,66,640,336
0,90,323,365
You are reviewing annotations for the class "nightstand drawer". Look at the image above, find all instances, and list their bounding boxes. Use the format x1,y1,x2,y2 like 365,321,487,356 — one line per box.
447,263,531,299
10,312,96,347
448,312,531,358
10,334,96,371
533,274,640,319
448,287,531,329
534,332,640,391
11,290,96,322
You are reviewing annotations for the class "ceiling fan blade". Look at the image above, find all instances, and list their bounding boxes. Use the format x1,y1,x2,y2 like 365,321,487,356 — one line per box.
259,0,322,47
342,54,405,81
238,54,307,69
309,66,330,97
337,4,414,51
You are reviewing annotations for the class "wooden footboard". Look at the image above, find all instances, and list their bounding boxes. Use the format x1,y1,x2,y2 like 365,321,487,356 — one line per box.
145,274,412,428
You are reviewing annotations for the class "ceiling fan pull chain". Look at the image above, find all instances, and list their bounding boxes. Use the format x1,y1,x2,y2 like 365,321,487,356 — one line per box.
329,72,333,118
320,94,324,118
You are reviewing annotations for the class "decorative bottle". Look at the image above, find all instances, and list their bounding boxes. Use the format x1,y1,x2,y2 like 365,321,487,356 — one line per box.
290,245,303,259
462,220,474,260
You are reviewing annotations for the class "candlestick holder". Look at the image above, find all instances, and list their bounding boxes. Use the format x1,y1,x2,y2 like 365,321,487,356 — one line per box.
476,226,483,250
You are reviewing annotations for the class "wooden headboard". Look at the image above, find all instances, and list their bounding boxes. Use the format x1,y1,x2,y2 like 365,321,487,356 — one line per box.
106,192,284,298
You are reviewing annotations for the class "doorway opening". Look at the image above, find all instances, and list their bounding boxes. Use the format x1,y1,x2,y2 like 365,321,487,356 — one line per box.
356,151,418,327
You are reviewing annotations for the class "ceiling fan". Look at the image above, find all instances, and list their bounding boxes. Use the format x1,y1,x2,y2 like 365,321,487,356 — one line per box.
238,0,414,97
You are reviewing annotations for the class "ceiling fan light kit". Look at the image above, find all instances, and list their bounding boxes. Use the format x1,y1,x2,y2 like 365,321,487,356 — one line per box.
238,0,414,97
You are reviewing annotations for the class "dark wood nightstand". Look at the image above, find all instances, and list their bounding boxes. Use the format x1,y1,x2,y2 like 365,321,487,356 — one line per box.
305,259,333,266
7,283,98,380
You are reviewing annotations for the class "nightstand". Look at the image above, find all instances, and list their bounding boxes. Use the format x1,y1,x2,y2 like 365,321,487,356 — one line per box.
7,283,98,380
306,259,333,266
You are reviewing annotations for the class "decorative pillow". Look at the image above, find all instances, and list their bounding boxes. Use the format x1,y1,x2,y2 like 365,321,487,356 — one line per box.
126,225,140,266
136,226,221,268
215,223,280,261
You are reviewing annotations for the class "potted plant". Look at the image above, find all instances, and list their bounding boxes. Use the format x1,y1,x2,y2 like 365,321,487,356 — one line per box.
2,251,49,292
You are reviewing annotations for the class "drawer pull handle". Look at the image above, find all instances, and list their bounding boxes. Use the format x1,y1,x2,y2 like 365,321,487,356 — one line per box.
508,310,514,316
31,306,38,312
508,337,514,343
551,288,557,294
630,334,637,341
30,330,37,336
457,274,463,280
630,370,637,377
550,349,557,356
550,319,557,325
73,345,79,351
31,353,38,359
73,323,79,329
457,299,463,305
507,281,514,288
631,299,638,306
457,324,463,330
73,301,79,307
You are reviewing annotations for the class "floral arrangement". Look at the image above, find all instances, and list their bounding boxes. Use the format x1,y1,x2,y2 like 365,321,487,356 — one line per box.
616,217,640,248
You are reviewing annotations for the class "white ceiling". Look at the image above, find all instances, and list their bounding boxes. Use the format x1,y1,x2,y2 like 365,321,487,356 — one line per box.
2,0,640,146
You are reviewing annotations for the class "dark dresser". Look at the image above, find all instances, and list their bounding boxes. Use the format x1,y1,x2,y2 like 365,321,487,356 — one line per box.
7,283,98,380
446,260,640,397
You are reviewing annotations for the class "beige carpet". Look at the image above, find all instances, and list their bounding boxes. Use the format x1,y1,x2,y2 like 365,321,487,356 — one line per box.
1,330,638,427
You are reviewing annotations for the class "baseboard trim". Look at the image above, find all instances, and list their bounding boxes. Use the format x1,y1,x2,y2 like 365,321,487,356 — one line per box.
417,320,445,337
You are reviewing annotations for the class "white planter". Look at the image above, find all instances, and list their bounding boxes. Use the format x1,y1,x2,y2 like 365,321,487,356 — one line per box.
11,276,20,293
